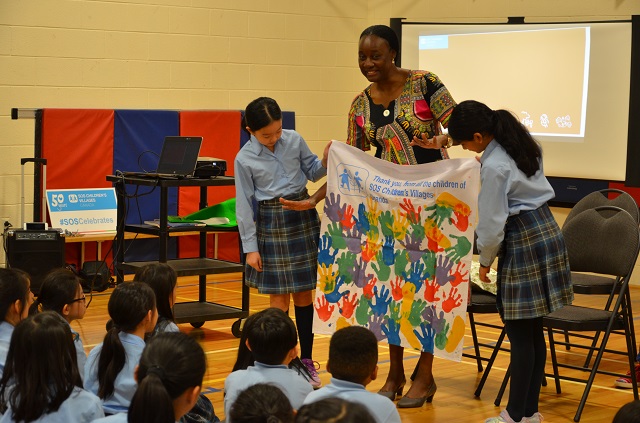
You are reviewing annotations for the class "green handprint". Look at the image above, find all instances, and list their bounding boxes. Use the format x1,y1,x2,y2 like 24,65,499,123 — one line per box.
336,251,357,285
372,250,391,282
410,222,425,241
355,296,372,325
389,300,402,322
378,210,395,238
446,234,472,262
421,250,437,279
394,249,409,276
435,321,450,350
408,299,428,326
326,222,347,250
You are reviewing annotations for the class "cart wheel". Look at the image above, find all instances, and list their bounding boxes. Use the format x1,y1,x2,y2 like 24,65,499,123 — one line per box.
191,321,205,329
231,319,242,338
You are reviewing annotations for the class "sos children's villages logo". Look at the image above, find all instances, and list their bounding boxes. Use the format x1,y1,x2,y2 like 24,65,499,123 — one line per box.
49,193,77,209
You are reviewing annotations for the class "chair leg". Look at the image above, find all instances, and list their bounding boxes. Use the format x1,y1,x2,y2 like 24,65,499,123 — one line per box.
474,327,507,397
623,313,640,401
547,327,562,394
468,310,483,372
495,364,510,406
564,329,571,350
626,290,638,362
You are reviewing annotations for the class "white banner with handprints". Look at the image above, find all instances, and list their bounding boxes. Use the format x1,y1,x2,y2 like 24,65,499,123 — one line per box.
313,142,480,361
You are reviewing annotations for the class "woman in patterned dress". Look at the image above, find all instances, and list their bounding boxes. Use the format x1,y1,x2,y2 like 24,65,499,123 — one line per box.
282,25,457,408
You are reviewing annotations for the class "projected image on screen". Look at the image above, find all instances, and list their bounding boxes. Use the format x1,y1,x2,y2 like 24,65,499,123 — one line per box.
418,28,589,138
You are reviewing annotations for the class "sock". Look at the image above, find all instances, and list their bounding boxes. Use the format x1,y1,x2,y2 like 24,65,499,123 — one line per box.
294,304,314,359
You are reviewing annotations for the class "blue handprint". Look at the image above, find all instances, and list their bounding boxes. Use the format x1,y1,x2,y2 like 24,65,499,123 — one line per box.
382,317,402,346
324,274,349,303
402,261,427,292
356,203,371,234
414,322,436,353
370,285,391,316
317,234,338,267
381,235,396,266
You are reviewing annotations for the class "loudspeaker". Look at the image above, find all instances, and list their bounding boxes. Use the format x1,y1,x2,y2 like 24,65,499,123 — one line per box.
6,229,65,295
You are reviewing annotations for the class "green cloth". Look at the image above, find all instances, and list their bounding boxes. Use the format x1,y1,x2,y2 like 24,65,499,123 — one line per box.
168,198,237,228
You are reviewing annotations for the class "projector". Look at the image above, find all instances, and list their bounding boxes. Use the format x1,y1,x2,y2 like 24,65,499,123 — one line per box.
194,157,227,178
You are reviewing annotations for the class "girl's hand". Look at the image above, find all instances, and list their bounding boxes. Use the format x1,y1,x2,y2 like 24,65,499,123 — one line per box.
321,141,333,168
246,251,263,272
279,197,316,211
479,265,492,283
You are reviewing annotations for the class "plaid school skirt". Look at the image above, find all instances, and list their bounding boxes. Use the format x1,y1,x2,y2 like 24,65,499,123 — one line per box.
496,204,573,321
245,190,320,294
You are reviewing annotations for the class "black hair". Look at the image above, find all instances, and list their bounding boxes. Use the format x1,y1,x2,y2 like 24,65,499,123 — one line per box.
128,332,206,423
242,97,282,134
228,383,294,423
613,400,640,423
133,263,176,323
231,312,260,371
97,282,156,400
245,308,297,365
328,326,378,384
448,99,543,177
32,268,82,316
0,268,31,322
0,311,82,422
295,398,376,423
359,25,399,54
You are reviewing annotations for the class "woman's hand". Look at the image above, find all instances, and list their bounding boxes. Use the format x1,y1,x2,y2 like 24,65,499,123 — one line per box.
321,141,332,168
246,251,263,272
279,197,317,211
411,134,448,149
479,265,492,283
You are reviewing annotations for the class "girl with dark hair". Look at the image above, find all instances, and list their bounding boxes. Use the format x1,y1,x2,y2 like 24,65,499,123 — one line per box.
235,97,331,387
133,263,179,335
93,332,207,423
426,99,573,423
33,268,88,377
228,383,294,423
84,282,157,415
0,268,34,379
0,311,103,422
280,24,457,407
295,398,376,423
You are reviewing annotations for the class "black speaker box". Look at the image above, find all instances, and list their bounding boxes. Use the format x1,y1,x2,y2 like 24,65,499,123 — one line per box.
6,229,65,295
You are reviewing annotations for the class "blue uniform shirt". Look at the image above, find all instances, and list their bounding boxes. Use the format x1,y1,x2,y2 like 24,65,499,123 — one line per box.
0,322,14,379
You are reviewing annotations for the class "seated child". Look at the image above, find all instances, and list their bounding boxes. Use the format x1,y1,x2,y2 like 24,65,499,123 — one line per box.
228,383,294,423
0,269,34,378
224,308,313,418
0,311,103,422
613,400,640,423
302,326,401,423
296,397,375,423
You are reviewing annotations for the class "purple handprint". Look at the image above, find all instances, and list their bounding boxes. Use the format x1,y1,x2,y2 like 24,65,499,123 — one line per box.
399,233,423,263
324,192,346,223
435,255,455,287
422,305,446,333
368,313,388,341
345,227,362,254
352,257,368,288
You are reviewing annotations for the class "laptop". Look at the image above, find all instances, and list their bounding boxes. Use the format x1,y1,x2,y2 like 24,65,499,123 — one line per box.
122,136,203,179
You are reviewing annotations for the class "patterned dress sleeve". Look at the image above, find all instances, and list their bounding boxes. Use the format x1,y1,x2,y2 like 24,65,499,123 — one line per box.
346,92,369,151
423,72,456,128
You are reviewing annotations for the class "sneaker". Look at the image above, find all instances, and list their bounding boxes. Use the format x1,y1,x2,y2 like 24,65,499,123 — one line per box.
288,357,322,388
615,363,640,388
300,358,322,388
526,412,544,423
485,410,523,423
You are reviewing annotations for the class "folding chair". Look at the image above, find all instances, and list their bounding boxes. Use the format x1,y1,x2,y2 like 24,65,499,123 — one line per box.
544,206,640,422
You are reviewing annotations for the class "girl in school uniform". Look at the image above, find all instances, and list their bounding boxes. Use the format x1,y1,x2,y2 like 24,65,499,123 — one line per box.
234,97,330,386
133,263,180,336
432,100,573,423
0,311,103,422
93,332,207,423
84,282,157,415
0,268,34,378
32,268,88,378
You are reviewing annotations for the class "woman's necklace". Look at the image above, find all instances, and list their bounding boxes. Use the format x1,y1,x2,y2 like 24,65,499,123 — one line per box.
383,109,390,117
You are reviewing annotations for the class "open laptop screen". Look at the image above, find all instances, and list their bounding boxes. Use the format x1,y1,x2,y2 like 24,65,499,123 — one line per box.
156,136,202,176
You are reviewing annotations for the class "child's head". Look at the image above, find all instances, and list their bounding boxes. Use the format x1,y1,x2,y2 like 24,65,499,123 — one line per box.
0,268,34,325
133,263,177,322
97,282,157,400
128,332,206,423
232,311,261,371
245,308,298,366
229,383,294,423
295,398,376,423
34,268,86,323
327,326,378,385
0,311,81,422
613,400,640,423
243,97,283,149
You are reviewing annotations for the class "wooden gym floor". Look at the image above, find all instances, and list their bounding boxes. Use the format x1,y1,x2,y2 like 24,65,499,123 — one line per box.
76,273,639,423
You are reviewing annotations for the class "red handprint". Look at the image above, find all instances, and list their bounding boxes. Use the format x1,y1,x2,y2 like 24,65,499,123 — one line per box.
339,292,358,318
361,239,379,262
400,198,422,225
390,276,404,301
315,295,335,321
424,278,441,302
442,287,463,312
339,204,356,229
363,276,377,299
453,203,471,231
450,262,469,287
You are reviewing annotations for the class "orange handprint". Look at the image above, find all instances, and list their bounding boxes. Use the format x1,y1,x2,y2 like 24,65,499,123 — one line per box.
339,292,358,319
450,262,469,287
363,276,377,299
400,198,422,225
339,203,355,229
390,276,404,301
424,277,441,302
453,202,471,231
315,295,335,322
442,287,463,312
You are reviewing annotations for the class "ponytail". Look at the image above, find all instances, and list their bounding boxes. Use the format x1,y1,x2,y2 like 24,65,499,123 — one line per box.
97,282,155,400
448,100,542,177
128,332,206,423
